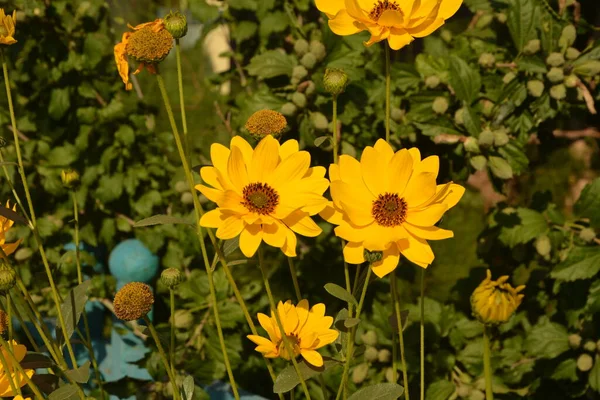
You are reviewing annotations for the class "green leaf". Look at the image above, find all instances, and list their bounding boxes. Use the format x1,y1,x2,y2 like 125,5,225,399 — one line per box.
56,280,91,345
524,319,569,359
20,352,54,369
48,384,79,400
448,55,481,104
228,0,257,10
273,358,341,393
223,237,240,257
347,383,404,400
314,136,331,148
48,88,71,120
259,11,289,38
507,0,537,51
574,178,600,229
64,361,90,383
344,318,361,328
247,50,296,79
590,355,600,393
388,310,410,333
550,246,600,281
182,375,195,400
133,215,194,227
499,208,548,247
324,283,358,306
551,359,578,381
425,380,455,400
462,105,481,137
488,156,513,179
46,144,78,167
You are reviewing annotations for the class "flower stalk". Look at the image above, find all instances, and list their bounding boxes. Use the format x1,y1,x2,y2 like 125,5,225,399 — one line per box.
391,271,409,400
483,326,494,400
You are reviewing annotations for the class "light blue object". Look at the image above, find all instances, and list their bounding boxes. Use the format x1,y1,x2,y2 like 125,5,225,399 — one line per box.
109,239,159,284
99,322,153,383
205,381,269,400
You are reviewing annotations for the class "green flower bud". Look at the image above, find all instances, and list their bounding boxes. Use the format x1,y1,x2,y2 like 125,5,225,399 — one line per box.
61,169,81,189
378,349,392,363
470,390,485,400
432,97,449,114
577,353,593,372
161,268,184,289
301,53,317,69
174,181,187,193
456,385,471,398
475,13,494,29
583,340,597,352
352,363,369,384
523,39,541,55
503,72,516,84
527,80,545,97
309,40,326,61
323,68,349,96
0,263,16,293
566,47,581,60
454,108,465,125
478,129,495,147
281,102,297,117
535,235,552,257
292,65,308,80
294,39,310,56
564,75,578,88
464,137,480,153
311,112,329,131
171,309,194,329
546,67,564,83
292,92,307,108
364,346,378,362
559,25,577,49
550,84,567,100
391,107,404,122
440,29,452,42
478,53,496,68
579,227,596,242
14,247,33,261
181,192,193,204
568,333,582,348
546,52,565,67
495,13,507,23
424,75,441,89
364,249,383,264
164,10,188,39
481,100,494,117
470,155,488,171
385,367,396,383
493,129,510,147
361,330,378,346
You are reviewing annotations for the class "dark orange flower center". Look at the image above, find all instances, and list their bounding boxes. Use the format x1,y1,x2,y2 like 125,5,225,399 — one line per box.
126,26,173,63
278,334,301,358
242,182,279,215
369,0,401,21
372,193,407,227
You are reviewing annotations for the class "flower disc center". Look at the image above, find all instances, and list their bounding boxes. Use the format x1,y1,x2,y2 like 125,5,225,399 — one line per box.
242,182,279,215
372,193,407,227
369,0,401,21
278,334,301,359
126,26,173,63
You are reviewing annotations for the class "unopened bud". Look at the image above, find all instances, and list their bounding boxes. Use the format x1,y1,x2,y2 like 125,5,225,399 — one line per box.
323,68,349,96
566,47,580,60
351,363,369,384
579,228,596,242
569,334,582,348
577,353,593,372
301,53,317,69
378,349,392,363
527,80,545,97
61,169,80,189
0,262,16,293
161,268,184,289
309,40,326,61
294,39,310,56
164,11,188,39
550,84,567,100
523,39,541,55
546,52,565,67
478,53,496,69
424,75,441,89
364,346,378,362
432,97,449,114
464,137,480,153
361,330,378,346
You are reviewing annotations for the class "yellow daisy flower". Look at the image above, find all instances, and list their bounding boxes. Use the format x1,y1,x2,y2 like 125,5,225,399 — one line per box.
247,299,339,367
197,135,329,258
315,0,463,50
113,19,173,90
0,201,21,258
321,139,465,277
0,341,34,397
14,396,32,400
471,270,525,325
0,9,17,46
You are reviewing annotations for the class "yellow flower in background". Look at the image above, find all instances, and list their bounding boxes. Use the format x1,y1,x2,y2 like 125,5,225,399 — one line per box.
113,19,173,90
0,341,34,397
471,270,525,325
315,0,463,50
0,9,17,46
13,396,32,400
247,300,339,367
0,201,22,258
197,135,329,258
321,139,464,277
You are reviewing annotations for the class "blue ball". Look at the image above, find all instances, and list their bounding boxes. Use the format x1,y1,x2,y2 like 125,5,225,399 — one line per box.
108,239,158,283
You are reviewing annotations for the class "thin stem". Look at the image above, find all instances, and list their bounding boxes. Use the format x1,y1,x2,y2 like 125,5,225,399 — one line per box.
170,289,176,377
483,326,494,400
143,316,181,400
287,257,302,301
6,293,39,353
156,72,240,400
0,335,44,399
176,40,188,138
258,248,312,400
335,266,372,400
391,271,410,400
332,96,339,164
7,295,12,343
420,268,425,400
0,338,20,396
384,45,391,142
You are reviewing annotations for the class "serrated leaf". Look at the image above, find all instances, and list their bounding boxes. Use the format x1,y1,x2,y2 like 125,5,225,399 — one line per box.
498,208,548,247
182,375,195,400
525,319,569,359
273,358,341,393
64,361,90,383
507,0,537,51
488,156,513,179
448,56,481,104
550,246,600,281
425,380,455,400
324,283,358,306
48,384,79,400
134,215,194,227
574,178,600,229
56,281,91,346
551,359,578,381
247,50,296,79
347,383,404,400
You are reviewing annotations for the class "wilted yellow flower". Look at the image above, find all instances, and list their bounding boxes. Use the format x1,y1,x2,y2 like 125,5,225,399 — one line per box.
113,282,154,321
471,270,525,325
315,0,462,50
321,139,464,277
0,201,22,258
197,135,328,257
247,300,339,367
114,19,173,90
245,110,288,139
0,9,17,46
0,341,34,397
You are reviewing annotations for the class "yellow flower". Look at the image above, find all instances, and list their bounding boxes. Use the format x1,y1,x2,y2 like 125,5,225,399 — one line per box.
0,341,34,397
14,396,32,400
113,19,173,90
315,0,462,50
247,299,339,367
0,9,17,46
321,139,464,277
197,135,329,257
0,201,21,259
471,270,525,325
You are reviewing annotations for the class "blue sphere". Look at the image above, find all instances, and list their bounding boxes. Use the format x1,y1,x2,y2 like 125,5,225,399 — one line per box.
108,239,158,283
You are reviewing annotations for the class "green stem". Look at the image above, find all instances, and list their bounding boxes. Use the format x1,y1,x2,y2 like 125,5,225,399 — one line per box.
385,45,391,142
258,248,312,400
7,295,12,343
420,269,425,400
175,40,189,156
6,293,39,353
483,326,494,400
156,72,240,400
335,266,372,400
143,316,181,400
332,96,339,164
287,257,302,301
391,271,409,400
0,334,44,399
170,288,176,377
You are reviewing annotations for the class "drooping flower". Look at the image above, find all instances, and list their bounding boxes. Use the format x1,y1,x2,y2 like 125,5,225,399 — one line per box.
471,270,525,325
0,9,17,46
0,201,21,258
197,135,329,258
0,341,34,397
321,139,464,277
113,282,154,321
247,300,339,367
315,0,463,50
114,19,173,90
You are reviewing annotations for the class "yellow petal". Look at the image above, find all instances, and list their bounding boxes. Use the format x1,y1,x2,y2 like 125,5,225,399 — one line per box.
387,28,414,50
345,0,371,22
296,300,310,331
199,209,226,228
330,180,373,211
301,349,324,367
398,0,417,19
338,154,363,184
378,9,404,27
329,164,341,182
439,0,463,19
196,184,224,204
269,151,310,188
341,200,375,226
316,329,340,347
373,139,395,164
283,211,322,237
220,190,247,214
310,303,326,317
407,18,444,38
329,9,365,36
258,313,279,341
281,227,298,257
280,303,299,333
399,233,434,267
250,135,280,182
361,146,388,196
211,142,231,174
216,216,244,239
343,242,366,264
404,223,454,240
335,223,369,242
414,155,440,177
227,146,249,193
279,139,299,160
408,147,421,163
441,184,465,210
239,224,263,257
315,0,346,18
388,149,413,196
362,223,407,251
200,167,222,190
364,30,389,47
403,172,437,207
1,240,20,257
410,0,438,20
405,203,448,226
230,136,253,166
371,243,400,278
319,202,344,225
263,220,287,248
304,166,327,181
